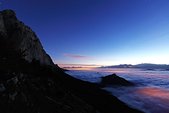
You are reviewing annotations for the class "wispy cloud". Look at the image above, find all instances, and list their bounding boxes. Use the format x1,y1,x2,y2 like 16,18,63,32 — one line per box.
63,53,92,60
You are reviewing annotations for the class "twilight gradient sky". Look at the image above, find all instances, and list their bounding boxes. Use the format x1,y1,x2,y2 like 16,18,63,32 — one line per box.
2,0,169,65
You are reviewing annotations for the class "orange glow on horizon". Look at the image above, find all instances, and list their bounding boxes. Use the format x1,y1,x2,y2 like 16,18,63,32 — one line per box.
58,64,101,70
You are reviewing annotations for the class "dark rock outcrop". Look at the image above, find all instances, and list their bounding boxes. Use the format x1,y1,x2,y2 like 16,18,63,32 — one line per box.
0,9,143,113
0,72,97,113
100,73,134,86
0,10,54,66
0,9,97,113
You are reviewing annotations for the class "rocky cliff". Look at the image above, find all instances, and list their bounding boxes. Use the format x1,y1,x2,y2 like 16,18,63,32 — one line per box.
0,9,97,113
0,9,143,113
0,9,54,66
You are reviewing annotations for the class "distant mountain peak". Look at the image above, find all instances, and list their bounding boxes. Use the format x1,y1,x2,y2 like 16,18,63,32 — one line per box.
101,63,169,70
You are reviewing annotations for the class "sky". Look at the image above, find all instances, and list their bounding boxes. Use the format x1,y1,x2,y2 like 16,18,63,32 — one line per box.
1,0,169,66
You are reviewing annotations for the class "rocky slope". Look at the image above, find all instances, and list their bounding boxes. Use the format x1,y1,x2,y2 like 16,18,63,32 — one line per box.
0,9,97,113
0,10,54,66
0,9,143,113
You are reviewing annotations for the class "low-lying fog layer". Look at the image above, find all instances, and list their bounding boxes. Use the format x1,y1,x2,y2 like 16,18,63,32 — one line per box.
66,68,169,113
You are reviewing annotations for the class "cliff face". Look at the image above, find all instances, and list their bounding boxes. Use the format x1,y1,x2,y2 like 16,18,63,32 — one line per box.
0,9,143,113
0,9,97,113
0,10,54,66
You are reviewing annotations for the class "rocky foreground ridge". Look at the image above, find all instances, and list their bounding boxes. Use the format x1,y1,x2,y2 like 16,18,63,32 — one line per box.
0,9,143,113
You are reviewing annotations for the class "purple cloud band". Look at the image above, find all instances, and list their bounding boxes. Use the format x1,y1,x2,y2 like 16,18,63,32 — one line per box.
63,53,92,60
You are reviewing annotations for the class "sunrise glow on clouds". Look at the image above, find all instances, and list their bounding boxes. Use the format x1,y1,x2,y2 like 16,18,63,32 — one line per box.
58,51,169,67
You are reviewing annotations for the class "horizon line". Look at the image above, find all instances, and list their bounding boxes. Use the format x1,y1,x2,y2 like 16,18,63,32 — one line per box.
57,63,169,68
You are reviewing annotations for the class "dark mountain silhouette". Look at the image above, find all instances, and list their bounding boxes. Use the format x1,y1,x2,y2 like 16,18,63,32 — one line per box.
101,64,133,68
101,63,169,70
134,63,169,70
100,73,135,86
0,10,54,66
0,9,143,113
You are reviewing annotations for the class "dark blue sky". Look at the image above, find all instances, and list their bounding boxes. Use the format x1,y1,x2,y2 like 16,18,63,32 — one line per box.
2,0,169,65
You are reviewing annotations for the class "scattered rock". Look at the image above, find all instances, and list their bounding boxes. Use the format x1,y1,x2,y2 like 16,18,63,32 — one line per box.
0,84,5,92
9,91,18,101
